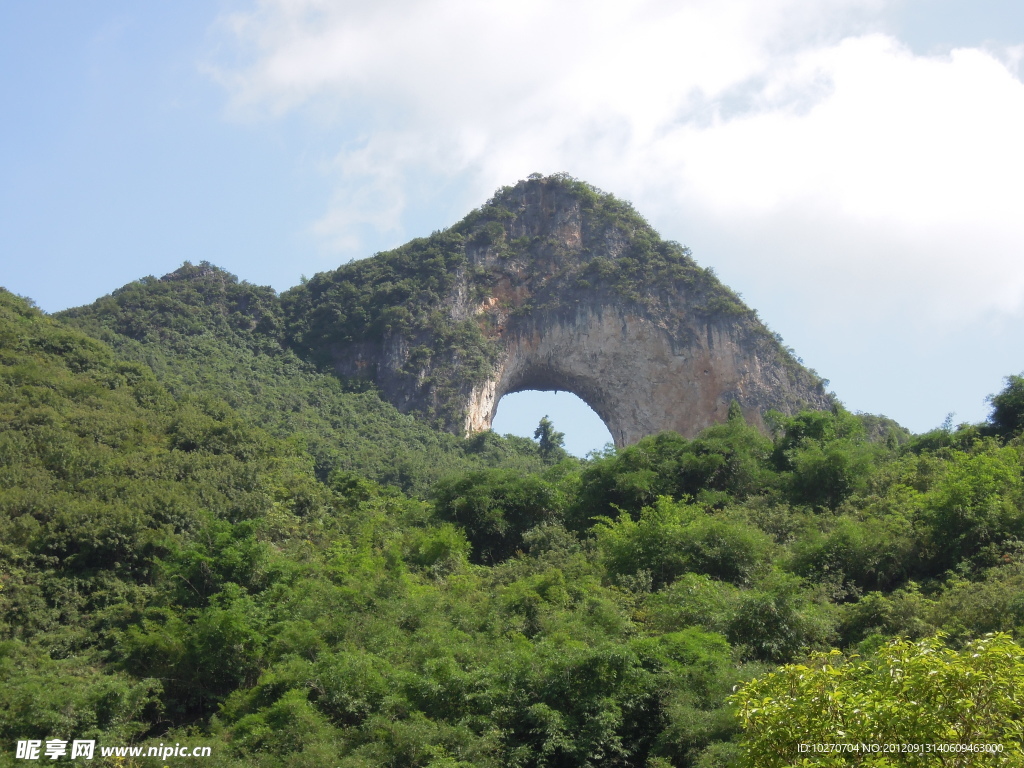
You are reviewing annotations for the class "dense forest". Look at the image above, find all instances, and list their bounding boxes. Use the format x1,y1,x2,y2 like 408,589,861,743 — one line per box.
3,215,1024,764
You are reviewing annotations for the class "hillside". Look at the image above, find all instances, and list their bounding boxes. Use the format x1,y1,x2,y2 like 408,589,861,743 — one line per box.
2,175,1024,766
58,262,554,497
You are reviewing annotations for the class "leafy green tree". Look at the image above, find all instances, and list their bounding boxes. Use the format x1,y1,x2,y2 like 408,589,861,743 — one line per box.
771,407,879,510
788,514,917,593
0,641,161,743
988,373,1024,440
596,498,773,589
571,421,775,527
731,633,1024,767
632,629,741,766
727,400,744,422
646,573,742,635
921,441,1024,574
571,433,688,526
432,470,565,563
726,570,837,662
929,566,1024,642
837,582,937,647
534,415,567,462
231,687,338,758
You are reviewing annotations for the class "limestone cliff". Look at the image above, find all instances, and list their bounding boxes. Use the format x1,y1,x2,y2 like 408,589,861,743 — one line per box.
282,174,832,446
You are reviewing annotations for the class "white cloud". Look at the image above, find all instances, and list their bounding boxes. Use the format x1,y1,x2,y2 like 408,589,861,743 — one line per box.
209,0,1024,326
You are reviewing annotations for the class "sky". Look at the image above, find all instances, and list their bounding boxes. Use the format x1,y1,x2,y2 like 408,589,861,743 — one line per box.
3,0,1024,457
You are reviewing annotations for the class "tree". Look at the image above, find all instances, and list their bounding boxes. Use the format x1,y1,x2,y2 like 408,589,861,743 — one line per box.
727,399,744,423
432,470,564,563
534,415,566,462
921,442,1024,574
731,633,1024,767
988,374,1024,439
595,497,773,589
771,407,878,510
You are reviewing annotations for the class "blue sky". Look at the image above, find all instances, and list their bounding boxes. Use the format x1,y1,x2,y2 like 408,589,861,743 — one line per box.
3,0,1024,456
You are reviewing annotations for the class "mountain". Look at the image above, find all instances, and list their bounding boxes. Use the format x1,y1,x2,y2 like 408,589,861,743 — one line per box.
280,174,831,443
6,176,1023,767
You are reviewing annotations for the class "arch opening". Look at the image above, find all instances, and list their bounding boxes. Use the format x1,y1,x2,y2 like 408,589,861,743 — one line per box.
491,390,613,458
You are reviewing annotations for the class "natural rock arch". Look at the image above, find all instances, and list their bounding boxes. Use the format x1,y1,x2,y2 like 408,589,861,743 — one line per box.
464,305,775,447
285,175,831,447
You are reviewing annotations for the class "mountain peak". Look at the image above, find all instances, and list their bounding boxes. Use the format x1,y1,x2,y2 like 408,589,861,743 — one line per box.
283,175,831,443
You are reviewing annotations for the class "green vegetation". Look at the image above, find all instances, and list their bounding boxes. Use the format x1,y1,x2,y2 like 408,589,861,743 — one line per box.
732,633,1024,767
4,230,1024,764
989,373,1024,440
58,263,550,496
533,416,566,463
282,230,473,351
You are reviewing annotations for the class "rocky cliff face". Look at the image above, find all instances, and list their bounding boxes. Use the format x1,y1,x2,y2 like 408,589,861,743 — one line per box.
283,174,832,445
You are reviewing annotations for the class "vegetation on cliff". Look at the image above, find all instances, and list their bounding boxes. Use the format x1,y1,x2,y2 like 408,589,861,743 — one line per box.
4,265,1024,765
